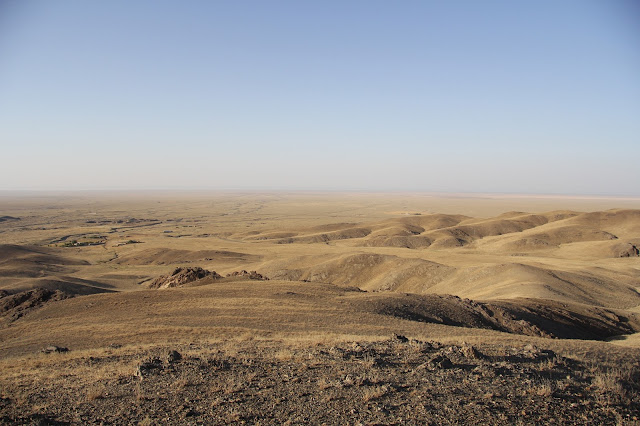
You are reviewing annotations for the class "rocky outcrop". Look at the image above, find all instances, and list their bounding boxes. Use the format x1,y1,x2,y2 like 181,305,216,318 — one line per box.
147,267,222,289
226,270,269,280
0,288,71,324
613,243,639,258
41,345,69,354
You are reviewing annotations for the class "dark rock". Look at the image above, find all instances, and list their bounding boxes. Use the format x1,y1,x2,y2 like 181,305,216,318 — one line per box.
521,344,556,361
136,357,163,377
148,267,222,289
393,333,409,343
1,289,71,322
429,355,453,369
226,270,269,280
617,244,639,258
42,345,69,354
183,407,198,417
28,414,67,426
462,344,483,359
167,350,182,363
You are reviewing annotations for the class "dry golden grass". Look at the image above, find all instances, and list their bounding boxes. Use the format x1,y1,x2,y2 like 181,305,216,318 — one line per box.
1,192,640,423
527,379,554,397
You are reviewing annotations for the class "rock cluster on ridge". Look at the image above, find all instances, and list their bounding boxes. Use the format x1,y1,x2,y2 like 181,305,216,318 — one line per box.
147,267,221,289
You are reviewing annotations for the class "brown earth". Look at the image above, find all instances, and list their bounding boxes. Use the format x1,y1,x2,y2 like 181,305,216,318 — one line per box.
2,337,639,425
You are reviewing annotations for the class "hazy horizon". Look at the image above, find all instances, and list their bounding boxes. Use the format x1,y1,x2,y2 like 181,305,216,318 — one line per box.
2,1,639,195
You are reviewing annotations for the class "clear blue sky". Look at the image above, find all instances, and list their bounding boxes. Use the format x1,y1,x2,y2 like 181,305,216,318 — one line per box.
1,0,639,194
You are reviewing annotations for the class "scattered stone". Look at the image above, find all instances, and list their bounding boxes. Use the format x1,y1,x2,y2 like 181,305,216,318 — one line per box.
42,346,69,354
136,358,163,378
4,339,639,424
27,413,65,426
522,344,555,359
393,333,409,343
429,354,453,369
537,349,556,360
167,350,182,363
462,344,483,359
183,407,198,417
226,270,269,280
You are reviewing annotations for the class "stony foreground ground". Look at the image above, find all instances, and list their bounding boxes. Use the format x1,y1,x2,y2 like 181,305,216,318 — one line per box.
1,336,639,425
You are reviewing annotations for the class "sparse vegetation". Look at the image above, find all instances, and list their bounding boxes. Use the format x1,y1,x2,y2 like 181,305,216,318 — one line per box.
61,239,105,247
1,193,639,423
1,338,639,424
113,239,143,247
362,385,388,403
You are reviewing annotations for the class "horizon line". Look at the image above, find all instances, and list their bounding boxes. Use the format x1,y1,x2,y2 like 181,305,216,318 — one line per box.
1,188,640,200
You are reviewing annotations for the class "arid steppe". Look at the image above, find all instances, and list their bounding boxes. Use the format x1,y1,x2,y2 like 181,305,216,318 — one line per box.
1,191,640,424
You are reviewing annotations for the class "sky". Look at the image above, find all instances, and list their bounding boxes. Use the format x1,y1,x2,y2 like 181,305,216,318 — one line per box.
1,1,639,194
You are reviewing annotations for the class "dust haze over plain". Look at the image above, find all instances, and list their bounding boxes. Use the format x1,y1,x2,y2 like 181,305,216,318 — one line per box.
1,1,639,195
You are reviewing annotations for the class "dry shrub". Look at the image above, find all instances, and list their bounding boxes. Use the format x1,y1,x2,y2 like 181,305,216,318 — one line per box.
594,369,626,392
537,356,560,371
593,368,629,405
533,381,553,397
361,353,377,368
134,382,144,403
211,376,244,395
322,394,335,403
226,407,242,422
85,386,105,402
361,372,384,386
274,349,294,361
342,375,355,387
363,385,389,403
172,376,191,391
317,377,332,390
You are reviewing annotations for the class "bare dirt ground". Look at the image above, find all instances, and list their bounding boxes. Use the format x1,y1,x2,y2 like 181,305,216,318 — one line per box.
2,337,640,425
1,191,639,424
